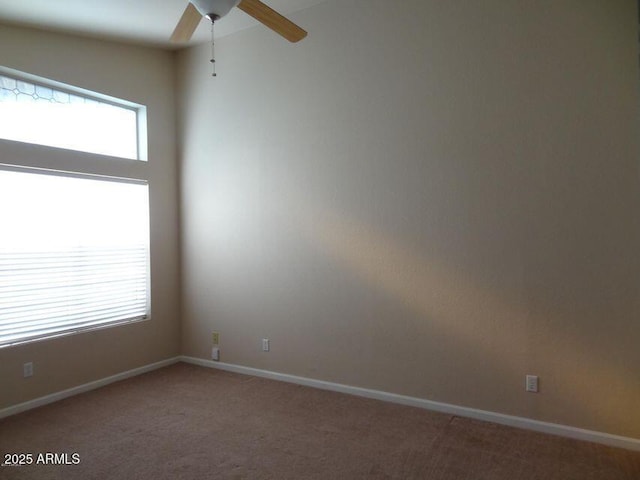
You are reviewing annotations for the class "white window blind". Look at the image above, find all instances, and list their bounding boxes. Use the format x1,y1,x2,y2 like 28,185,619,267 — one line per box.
0,169,150,347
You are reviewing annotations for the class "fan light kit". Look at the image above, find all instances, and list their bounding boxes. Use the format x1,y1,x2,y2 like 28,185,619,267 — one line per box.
192,0,240,20
171,0,308,75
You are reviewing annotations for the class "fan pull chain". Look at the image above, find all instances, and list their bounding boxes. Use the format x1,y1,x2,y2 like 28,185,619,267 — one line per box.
210,20,217,77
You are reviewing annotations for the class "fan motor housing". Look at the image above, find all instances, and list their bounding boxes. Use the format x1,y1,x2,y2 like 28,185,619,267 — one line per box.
191,0,241,19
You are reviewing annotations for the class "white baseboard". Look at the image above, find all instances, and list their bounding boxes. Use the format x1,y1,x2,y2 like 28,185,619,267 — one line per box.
0,357,180,420
3,355,638,452
180,356,640,452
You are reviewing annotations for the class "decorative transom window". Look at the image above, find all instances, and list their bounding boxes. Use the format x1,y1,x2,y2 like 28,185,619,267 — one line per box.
0,68,150,348
0,72,145,160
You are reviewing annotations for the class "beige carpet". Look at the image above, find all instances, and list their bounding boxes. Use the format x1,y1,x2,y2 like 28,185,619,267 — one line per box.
0,362,638,479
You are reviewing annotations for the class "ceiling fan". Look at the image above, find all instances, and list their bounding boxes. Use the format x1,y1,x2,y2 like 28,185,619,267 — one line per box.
171,0,308,43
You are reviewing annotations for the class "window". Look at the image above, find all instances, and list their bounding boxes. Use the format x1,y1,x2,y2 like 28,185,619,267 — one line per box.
0,71,145,160
0,68,150,348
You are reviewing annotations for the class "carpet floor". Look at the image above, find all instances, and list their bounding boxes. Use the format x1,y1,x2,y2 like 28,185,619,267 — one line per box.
0,362,638,479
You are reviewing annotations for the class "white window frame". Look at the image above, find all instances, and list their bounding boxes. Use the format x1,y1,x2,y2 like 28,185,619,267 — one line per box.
0,66,148,162
0,67,151,348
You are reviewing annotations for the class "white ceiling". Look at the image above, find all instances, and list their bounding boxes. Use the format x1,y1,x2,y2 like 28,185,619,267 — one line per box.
0,0,327,49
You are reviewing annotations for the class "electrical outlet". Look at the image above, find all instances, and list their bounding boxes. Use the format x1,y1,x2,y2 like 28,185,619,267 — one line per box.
212,331,220,345
23,362,33,378
211,347,220,361
526,375,539,393
262,338,270,352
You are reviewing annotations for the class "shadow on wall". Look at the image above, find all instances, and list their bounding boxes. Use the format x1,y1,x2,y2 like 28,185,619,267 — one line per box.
197,153,639,438
293,202,639,438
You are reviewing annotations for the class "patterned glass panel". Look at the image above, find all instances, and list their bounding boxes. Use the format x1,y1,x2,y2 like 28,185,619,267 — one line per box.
0,74,140,160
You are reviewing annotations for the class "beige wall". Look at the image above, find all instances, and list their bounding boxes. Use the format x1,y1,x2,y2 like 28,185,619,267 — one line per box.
0,25,181,408
177,0,640,439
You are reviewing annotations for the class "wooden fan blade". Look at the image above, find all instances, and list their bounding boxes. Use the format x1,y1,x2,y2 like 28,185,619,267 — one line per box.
237,0,307,43
170,2,202,43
